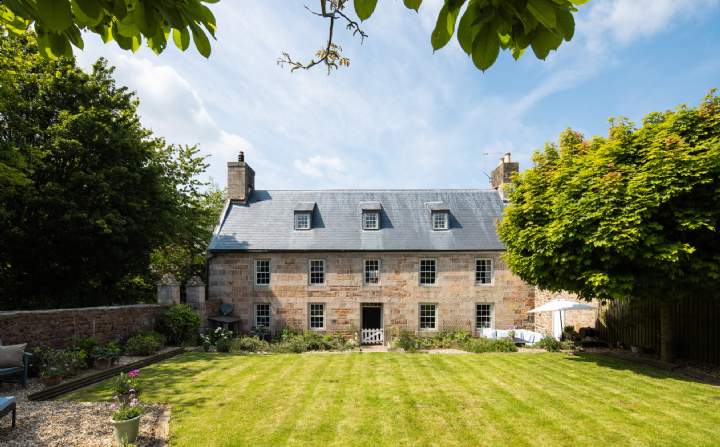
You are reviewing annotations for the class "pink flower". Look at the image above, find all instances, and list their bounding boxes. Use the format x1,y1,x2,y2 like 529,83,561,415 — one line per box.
130,398,139,406
128,369,139,378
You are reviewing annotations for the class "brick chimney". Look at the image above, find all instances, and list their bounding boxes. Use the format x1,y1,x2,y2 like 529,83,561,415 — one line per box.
490,153,519,201
227,151,255,203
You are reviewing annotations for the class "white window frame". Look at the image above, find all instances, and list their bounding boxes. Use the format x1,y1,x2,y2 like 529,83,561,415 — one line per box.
475,303,493,330
254,259,271,286
254,303,271,329
475,258,493,285
308,303,325,330
309,259,326,286
364,259,380,285
432,211,449,230
419,303,438,331
362,211,380,230
419,258,436,286
294,212,311,230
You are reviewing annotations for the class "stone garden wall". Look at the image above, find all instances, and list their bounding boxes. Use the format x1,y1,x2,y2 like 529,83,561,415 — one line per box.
0,304,169,348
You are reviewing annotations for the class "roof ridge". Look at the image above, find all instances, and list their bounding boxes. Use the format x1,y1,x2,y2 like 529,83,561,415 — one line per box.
255,188,498,192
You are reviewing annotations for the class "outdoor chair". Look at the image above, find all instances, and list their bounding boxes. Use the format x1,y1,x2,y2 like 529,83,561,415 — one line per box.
0,344,32,388
0,396,16,428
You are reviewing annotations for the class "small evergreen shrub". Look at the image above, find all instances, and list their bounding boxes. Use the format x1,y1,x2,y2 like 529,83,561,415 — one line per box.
392,330,419,352
156,304,201,345
125,331,165,356
230,336,270,353
215,337,232,353
537,336,562,352
461,337,518,353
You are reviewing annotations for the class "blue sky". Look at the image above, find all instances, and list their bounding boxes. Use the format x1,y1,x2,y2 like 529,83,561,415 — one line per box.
76,0,720,190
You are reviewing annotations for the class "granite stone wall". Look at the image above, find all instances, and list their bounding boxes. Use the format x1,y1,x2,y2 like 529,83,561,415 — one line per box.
208,251,536,335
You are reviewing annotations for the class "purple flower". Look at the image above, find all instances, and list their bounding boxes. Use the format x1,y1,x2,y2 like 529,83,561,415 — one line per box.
110,403,117,410
130,398,139,406
128,369,139,378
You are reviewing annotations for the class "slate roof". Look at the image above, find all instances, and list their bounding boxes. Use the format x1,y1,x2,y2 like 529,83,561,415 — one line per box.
208,189,506,252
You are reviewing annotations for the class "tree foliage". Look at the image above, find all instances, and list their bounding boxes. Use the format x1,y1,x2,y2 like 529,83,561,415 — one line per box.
499,92,720,304
0,0,217,58
0,33,220,309
281,0,589,73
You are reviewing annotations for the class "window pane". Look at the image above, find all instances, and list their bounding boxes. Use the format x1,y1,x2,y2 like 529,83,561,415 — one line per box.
476,304,492,329
432,212,448,230
365,259,379,284
420,259,436,285
309,303,325,329
475,259,492,284
295,213,310,230
363,211,379,230
255,304,271,328
310,260,325,285
419,304,437,329
255,260,270,285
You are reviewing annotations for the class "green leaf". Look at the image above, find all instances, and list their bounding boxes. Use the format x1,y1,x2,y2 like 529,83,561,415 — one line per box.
36,0,73,32
354,0,378,21
403,0,422,12
190,23,211,57
64,24,84,49
431,2,463,51
527,0,556,29
530,27,562,60
48,31,72,57
569,0,590,4
72,0,103,24
511,47,525,61
555,8,575,41
471,25,500,71
173,28,191,51
456,2,480,54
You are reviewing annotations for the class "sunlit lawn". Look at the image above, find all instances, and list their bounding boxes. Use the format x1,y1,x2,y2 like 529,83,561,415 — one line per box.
64,351,720,447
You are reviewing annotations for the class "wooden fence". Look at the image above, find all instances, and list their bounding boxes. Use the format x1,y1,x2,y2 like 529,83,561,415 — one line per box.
600,298,720,365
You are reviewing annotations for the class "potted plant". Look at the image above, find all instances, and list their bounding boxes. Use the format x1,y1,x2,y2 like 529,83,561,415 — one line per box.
199,333,212,352
40,365,64,387
110,396,143,445
95,342,122,369
112,369,141,405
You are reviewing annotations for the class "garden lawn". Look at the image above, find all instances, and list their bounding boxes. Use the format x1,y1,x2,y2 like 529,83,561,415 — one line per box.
64,352,720,447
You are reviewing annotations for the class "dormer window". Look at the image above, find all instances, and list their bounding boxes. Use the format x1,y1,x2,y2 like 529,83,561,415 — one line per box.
294,202,315,230
427,202,450,231
294,212,311,230
362,211,379,230
359,201,382,231
432,211,449,230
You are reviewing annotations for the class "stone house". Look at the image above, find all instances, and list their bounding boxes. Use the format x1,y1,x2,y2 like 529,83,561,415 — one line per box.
207,153,596,342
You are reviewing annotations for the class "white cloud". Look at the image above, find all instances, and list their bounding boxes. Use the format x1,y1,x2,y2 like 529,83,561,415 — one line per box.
581,0,719,51
293,156,347,180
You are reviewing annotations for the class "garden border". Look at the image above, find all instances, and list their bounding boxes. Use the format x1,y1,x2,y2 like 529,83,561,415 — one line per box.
28,347,185,401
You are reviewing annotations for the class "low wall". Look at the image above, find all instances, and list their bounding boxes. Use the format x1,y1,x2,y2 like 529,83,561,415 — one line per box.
0,304,169,348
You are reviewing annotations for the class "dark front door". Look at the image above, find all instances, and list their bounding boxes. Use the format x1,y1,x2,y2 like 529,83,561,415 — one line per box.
362,304,382,329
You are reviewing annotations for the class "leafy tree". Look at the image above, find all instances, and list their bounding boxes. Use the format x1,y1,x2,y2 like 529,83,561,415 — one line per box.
0,33,217,309
498,92,720,361
279,0,590,73
0,0,589,72
0,0,217,58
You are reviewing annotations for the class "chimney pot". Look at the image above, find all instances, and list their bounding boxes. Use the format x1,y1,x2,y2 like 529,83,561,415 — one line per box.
238,151,244,163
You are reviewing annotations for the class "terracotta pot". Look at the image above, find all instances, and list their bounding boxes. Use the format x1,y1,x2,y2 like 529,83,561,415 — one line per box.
111,414,141,445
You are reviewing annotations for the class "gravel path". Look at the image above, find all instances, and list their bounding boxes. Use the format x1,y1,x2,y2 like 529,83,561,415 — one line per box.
0,381,169,446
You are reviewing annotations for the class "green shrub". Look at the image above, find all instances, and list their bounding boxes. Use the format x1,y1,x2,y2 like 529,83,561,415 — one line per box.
156,304,201,345
537,336,562,352
125,331,165,356
461,337,518,353
230,336,270,353
215,337,232,353
417,330,472,349
392,330,419,352
37,348,87,378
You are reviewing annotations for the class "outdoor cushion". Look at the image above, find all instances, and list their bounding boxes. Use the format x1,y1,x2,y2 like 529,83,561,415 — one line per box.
480,328,497,339
0,367,23,375
0,344,26,368
0,396,15,410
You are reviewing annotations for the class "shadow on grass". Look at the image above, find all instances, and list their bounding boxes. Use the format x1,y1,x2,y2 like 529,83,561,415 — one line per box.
565,352,720,386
